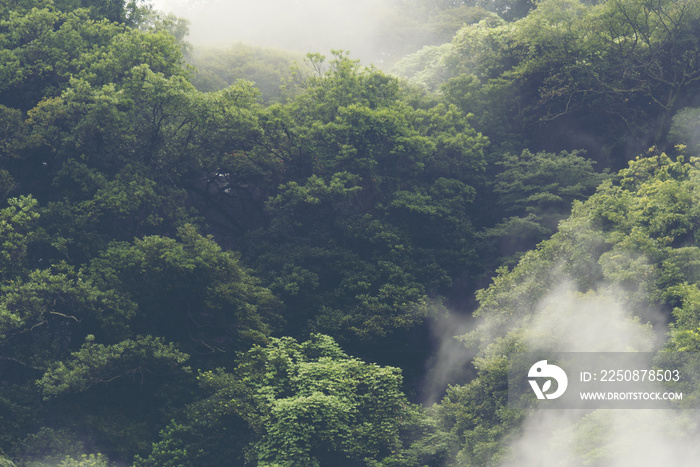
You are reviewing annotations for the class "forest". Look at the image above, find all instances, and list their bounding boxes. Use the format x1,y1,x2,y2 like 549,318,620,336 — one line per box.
1,0,700,465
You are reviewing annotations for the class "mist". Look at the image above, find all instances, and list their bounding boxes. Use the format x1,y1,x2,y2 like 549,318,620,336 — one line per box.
489,280,700,467
150,0,411,65
501,409,700,467
420,312,479,406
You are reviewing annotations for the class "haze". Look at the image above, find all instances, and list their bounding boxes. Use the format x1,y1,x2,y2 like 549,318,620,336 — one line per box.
150,0,398,64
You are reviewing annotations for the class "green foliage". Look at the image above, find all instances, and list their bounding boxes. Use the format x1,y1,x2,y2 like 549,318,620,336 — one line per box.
37,335,190,398
12,427,84,466
6,0,700,465
138,334,435,467
0,196,39,279
0,263,130,366
53,0,149,24
24,65,258,182
391,43,453,92
186,44,301,101
464,0,536,21
84,225,282,356
19,64,261,261
493,150,607,217
444,152,700,461
57,453,111,467
0,5,180,111
437,353,523,465
395,0,700,165
0,256,196,460
0,1,282,461
138,10,192,55
481,149,611,266
237,53,488,340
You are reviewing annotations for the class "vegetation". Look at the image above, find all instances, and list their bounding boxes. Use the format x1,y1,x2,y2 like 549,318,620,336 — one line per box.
394,0,700,167
1,0,699,465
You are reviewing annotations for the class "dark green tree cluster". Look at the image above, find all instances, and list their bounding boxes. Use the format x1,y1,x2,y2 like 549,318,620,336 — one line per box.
135,334,438,467
394,0,700,167
0,0,280,464
236,52,490,343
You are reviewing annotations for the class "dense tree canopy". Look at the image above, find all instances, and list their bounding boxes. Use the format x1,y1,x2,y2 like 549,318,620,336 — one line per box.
185,44,301,101
441,152,700,464
136,334,440,467
230,53,489,342
1,0,699,465
394,0,700,166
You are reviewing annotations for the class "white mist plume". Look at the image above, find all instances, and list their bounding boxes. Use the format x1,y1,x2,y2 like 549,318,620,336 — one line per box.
524,282,657,353
421,312,478,406
496,282,700,467
501,409,700,467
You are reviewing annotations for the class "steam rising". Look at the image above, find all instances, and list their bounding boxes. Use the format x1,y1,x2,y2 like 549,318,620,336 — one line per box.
524,282,656,353
502,409,700,467
492,282,699,467
421,312,477,406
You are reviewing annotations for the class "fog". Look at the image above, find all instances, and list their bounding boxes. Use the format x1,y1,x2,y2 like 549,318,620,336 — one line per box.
150,0,407,65
501,408,700,467
484,279,700,467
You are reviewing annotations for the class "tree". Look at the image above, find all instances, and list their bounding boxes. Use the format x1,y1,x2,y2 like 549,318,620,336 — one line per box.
0,223,280,461
186,44,300,101
32,335,193,460
463,0,536,21
395,0,700,166
227,53,489,345
0,5,178,112
441,151,700,463
83,225,283,358
0,1,271,464
17,63,261,260
480,149,611,267
53,0,150,24
137,334,436,467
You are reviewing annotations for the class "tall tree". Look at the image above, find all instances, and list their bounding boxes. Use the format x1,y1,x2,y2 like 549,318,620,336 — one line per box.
220,53,489,345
